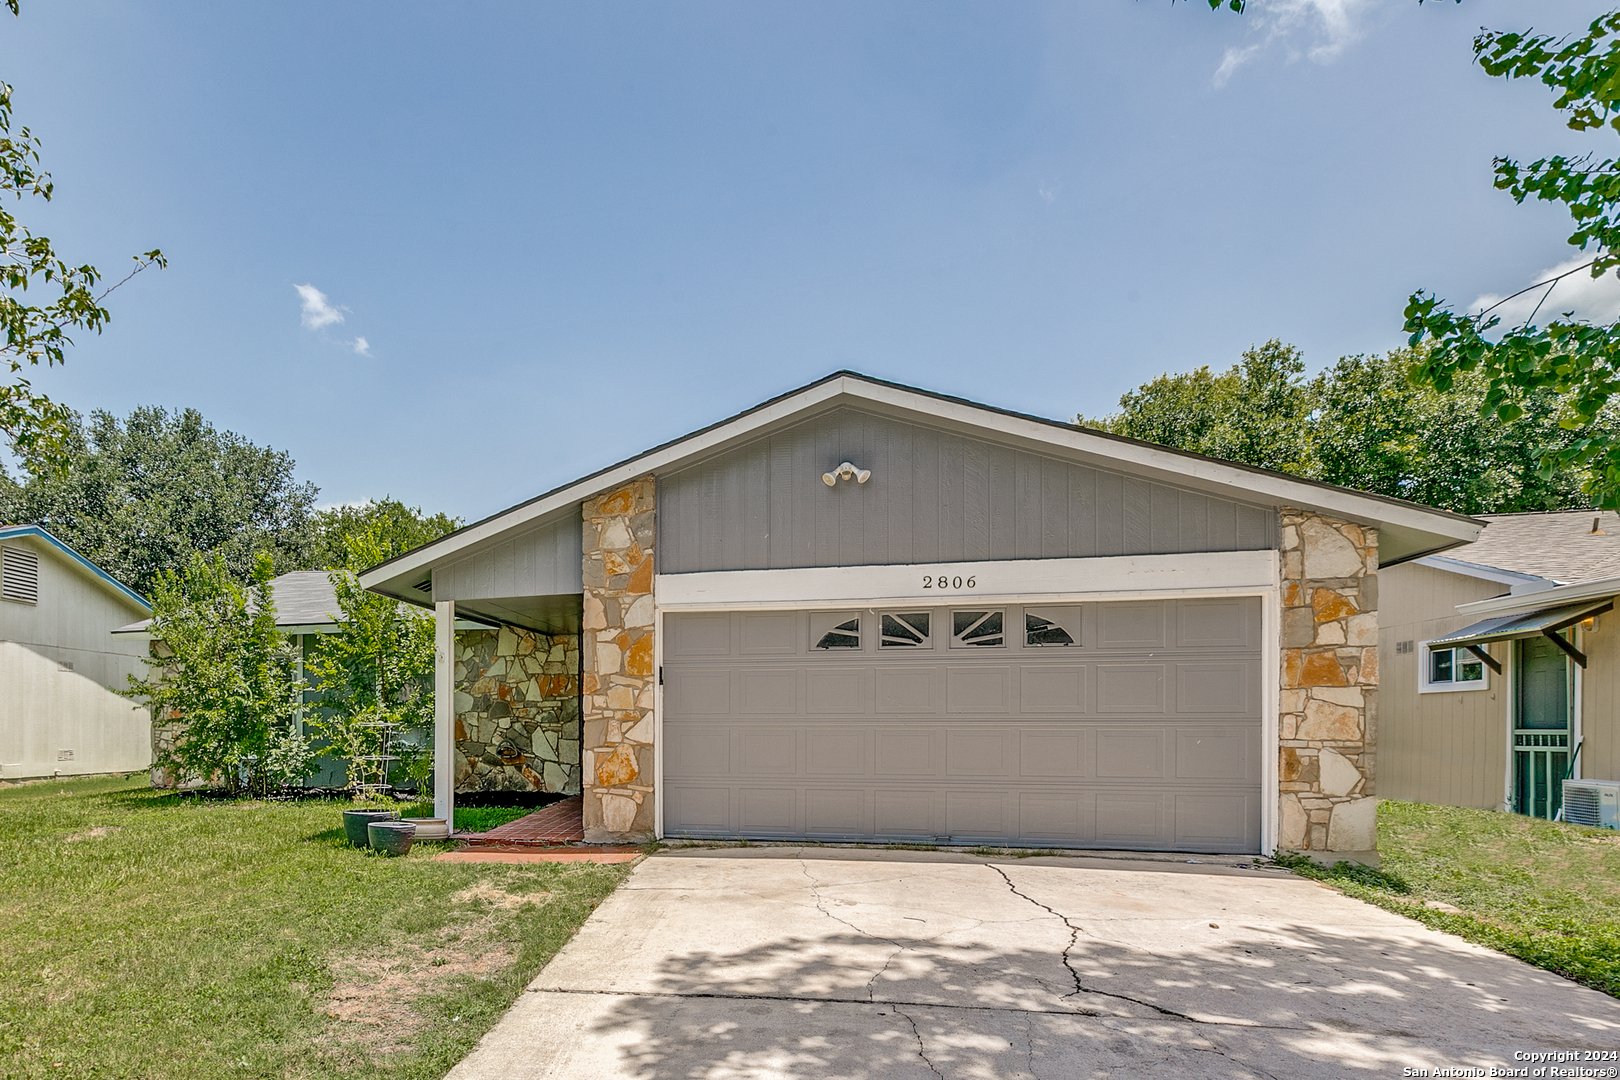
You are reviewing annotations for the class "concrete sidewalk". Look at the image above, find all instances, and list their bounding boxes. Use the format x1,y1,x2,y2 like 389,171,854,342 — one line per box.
447,847,1620,1079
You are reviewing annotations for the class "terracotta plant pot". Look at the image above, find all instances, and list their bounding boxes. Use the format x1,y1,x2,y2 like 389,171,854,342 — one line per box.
342,808,398,848
368,820,417,856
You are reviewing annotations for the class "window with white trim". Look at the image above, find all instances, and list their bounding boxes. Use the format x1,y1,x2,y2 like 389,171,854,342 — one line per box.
1419,640,1490,693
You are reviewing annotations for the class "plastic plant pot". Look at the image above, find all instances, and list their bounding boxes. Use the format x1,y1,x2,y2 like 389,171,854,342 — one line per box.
367,820,417,856
342,808,398,848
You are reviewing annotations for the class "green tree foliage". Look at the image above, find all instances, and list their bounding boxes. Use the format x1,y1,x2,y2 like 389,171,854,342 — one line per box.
1089,340,1315,476
311,496,460,571
0,406,317,596
305,526,436,793
126,552,312,797
1085,343,1606,515
1404,9,1620,508
0,3,163,457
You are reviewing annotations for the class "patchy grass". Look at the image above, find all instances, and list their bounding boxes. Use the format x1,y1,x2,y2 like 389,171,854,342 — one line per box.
0,775,633,1079
1277,800,1620,997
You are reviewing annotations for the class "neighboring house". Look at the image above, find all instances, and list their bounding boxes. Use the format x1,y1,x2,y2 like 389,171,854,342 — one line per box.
116,570,501,791
360,371,1480,858
0,525,152,780
115,570,356,788
1380,508,1620,821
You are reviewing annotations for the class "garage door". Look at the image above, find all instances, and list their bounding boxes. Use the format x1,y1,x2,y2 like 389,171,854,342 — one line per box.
662,597,1263,853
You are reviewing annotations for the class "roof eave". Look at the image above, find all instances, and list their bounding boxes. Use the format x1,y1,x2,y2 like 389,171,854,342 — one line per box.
1456,574,1620,618
359,372,1484,594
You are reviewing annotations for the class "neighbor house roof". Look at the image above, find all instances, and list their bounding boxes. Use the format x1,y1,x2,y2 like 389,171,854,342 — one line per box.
112,569,500,637
359,371,1485,603
1438,509,1620,585
113,570,343,637
0,524,150,613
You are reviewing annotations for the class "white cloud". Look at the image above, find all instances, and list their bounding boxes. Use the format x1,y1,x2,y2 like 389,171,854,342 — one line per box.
1470,256,1620,329
1039,181,1060,205
1213,0,1372,88
352,336,371,356
294,283,346,330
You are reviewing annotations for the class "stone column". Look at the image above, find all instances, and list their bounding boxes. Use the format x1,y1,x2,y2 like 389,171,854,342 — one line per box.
1278,508,1379,856
580,477,656,843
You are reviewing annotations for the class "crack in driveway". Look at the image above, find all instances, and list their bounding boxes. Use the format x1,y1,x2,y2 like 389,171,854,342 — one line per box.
986,862,1226,1026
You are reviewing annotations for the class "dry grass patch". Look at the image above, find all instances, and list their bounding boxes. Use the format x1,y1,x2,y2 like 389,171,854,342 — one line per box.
0,775,636,1080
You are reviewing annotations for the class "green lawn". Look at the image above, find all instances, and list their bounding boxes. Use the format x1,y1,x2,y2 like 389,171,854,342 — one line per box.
0,775,634,1080
1280,800,1620,997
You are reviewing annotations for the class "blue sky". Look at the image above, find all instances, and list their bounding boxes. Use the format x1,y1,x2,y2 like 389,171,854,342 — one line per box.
2,0,1615,520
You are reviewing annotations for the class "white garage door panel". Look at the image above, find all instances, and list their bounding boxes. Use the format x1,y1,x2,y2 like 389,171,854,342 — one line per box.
663,599,1263,853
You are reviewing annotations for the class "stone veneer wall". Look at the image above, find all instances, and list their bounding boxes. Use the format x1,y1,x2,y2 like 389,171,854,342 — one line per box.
581,478,657,842
1278,508,1379,853
454,627,581,794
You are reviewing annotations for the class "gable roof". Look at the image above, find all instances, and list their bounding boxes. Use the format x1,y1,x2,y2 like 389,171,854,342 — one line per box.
0,525,150,613
1435,509,1620,585
359,371,1484,601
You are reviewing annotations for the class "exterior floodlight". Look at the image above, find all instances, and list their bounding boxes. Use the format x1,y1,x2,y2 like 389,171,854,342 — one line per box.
822,462,872,486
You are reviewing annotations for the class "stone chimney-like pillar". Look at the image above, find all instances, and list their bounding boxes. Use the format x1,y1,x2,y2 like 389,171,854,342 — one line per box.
1278,508,1379,856
580,478,657,844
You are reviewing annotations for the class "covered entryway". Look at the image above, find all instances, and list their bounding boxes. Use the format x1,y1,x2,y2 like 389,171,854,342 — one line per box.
662,596,1263,853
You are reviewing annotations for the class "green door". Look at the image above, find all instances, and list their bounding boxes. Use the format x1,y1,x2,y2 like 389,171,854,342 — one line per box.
1514,635,1571,819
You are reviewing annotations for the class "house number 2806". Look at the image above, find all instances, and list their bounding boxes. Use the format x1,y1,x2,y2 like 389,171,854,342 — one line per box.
922,573,976,590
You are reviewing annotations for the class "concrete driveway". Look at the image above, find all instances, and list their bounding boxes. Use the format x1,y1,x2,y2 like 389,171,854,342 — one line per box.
447,847,1620,1079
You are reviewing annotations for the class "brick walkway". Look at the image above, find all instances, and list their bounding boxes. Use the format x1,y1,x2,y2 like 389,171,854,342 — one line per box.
434,849,641,864
463,794,585,847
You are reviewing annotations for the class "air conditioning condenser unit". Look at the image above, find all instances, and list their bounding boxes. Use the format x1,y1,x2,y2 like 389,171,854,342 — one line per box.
1562,779,1620,830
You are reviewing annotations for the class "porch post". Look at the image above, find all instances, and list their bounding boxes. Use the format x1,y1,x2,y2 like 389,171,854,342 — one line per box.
435,600,455,825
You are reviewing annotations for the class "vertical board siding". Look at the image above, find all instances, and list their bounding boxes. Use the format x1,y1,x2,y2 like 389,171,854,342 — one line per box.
437,514,583,601
658,408,1278,574
1376,562,1513,809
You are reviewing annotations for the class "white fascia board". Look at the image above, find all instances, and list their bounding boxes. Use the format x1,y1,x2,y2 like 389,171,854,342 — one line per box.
1413,554,1555,589
359,378,855,591
1456,574,1620,618
848,380,1480,544
656,550,1278,610
362,373,1479,592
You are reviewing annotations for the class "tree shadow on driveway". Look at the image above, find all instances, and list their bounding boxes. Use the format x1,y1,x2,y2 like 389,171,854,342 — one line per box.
565,913,1620,1078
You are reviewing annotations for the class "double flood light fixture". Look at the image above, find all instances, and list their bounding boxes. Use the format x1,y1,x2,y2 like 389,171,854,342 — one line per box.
822,461,872,487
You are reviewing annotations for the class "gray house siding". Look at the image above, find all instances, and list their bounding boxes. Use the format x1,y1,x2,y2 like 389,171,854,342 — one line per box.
659,407,1278,574
432,514,583,602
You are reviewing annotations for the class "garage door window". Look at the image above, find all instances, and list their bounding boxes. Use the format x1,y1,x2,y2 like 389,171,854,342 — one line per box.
813,613,862,650
952,610,1004,648
880,612,931,648
1024,611,1076,647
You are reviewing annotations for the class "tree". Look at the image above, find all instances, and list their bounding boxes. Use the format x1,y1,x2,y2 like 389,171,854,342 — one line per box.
1083,339,1314,476
1403,9,1620,508
0,3,163,458
311,497,460,571
0,406,317,596
304,526,436,793
127,551,311,797
1312,350,1599,514
1085,342,1608,514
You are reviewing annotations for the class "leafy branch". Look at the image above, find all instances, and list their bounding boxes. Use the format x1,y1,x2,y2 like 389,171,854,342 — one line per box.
1404,9,1620,508
0,8,165,456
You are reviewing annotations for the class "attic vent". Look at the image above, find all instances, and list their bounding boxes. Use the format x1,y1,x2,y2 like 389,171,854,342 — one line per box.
413,575,432,595
1,546,39,604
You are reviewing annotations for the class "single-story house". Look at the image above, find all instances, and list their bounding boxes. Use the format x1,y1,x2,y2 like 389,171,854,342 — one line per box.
1379,509,1620,821
359,372,1482,857
0,524,152,780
